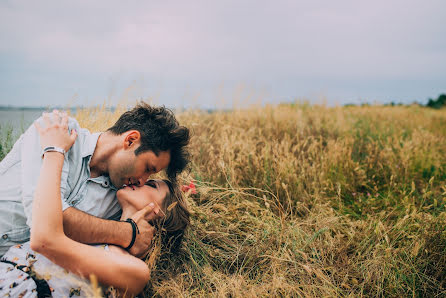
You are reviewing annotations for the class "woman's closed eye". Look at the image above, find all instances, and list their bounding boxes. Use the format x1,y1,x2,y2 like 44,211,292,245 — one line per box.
147,180,157,189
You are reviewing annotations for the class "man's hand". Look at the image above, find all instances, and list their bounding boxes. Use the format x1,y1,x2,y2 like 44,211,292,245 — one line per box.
128,203,156,258
62,205,156,257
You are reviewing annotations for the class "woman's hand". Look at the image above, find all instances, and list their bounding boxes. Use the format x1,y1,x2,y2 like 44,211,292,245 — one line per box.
34,110,77,152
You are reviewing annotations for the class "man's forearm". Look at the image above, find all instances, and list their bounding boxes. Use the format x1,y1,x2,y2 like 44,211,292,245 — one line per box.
63,207,131,247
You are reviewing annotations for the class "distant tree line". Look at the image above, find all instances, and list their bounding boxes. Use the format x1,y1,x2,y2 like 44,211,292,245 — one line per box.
426,94,446,109
344,94,446,109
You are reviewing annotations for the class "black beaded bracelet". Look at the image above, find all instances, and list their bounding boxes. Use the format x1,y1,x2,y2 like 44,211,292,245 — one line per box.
123,218,140,251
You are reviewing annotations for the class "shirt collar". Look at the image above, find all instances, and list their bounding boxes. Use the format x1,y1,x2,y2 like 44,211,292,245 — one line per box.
82,132,118,191
81,132,102,158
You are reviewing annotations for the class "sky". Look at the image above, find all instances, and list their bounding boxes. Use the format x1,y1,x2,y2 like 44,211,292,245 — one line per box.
0,0,445,108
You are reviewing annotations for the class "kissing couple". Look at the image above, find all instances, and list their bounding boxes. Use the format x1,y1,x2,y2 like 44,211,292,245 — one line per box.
0,103,191,297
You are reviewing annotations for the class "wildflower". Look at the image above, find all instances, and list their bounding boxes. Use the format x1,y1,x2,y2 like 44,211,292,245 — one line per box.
181,180,197,194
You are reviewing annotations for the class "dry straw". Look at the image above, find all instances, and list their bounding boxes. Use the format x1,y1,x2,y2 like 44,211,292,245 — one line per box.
71,103,446,297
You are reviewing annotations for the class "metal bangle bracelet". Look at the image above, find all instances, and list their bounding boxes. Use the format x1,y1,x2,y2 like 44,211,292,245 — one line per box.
41,146,66,158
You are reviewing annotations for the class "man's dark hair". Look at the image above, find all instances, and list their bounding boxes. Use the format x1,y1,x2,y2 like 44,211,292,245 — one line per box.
107,102,190,180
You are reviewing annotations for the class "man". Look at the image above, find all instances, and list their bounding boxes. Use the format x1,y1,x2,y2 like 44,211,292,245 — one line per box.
0,102,190,257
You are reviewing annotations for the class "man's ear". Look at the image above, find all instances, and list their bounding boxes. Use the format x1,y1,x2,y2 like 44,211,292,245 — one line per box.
124,130,141,149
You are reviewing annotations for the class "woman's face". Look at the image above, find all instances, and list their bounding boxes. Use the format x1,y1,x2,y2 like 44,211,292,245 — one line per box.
117,179,168,221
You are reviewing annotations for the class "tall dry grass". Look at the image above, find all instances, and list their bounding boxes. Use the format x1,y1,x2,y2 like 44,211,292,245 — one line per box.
2,103,441,297
69,103,445,297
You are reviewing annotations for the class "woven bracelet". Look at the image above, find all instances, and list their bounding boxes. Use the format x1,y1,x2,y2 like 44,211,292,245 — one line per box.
123,218,140,251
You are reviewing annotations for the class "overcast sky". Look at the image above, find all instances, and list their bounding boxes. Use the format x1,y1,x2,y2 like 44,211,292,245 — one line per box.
1,0,445,108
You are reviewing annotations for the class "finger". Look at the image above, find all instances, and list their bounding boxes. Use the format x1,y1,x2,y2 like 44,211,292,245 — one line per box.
70,129,78,143
61,113,69,128
132,202,155,222
42,112,51,127
52,109,62,124
141,203,155,218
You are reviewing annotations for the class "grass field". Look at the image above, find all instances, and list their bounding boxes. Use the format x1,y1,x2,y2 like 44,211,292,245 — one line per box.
1,103,445,297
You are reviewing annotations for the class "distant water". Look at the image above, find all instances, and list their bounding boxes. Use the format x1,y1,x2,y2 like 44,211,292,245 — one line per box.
0,109,46,137
0,107,89,136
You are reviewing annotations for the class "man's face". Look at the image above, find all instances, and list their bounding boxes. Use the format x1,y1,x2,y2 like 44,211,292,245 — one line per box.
108,145,171,189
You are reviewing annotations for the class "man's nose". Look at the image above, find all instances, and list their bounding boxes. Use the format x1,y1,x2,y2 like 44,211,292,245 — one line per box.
136,175,149,186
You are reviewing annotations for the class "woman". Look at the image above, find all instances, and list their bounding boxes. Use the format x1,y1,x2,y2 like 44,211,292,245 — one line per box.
0,112,189,297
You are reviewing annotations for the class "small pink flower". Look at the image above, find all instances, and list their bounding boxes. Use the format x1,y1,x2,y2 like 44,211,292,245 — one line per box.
181,180,197,194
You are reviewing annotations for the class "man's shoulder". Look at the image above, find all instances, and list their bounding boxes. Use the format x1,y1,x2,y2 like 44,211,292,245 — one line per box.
32,115,95,156
67,117,100,156
32,114,82,132
67,116,81,129
67,117,92,139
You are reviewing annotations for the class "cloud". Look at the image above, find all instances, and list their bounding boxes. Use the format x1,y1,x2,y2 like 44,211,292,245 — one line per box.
0,0,445,106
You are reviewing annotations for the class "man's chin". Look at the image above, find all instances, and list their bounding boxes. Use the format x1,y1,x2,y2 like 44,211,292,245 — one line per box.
110,178,124,189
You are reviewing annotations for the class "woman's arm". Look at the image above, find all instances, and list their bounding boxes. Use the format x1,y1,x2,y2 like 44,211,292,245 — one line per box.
30,111,152,295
